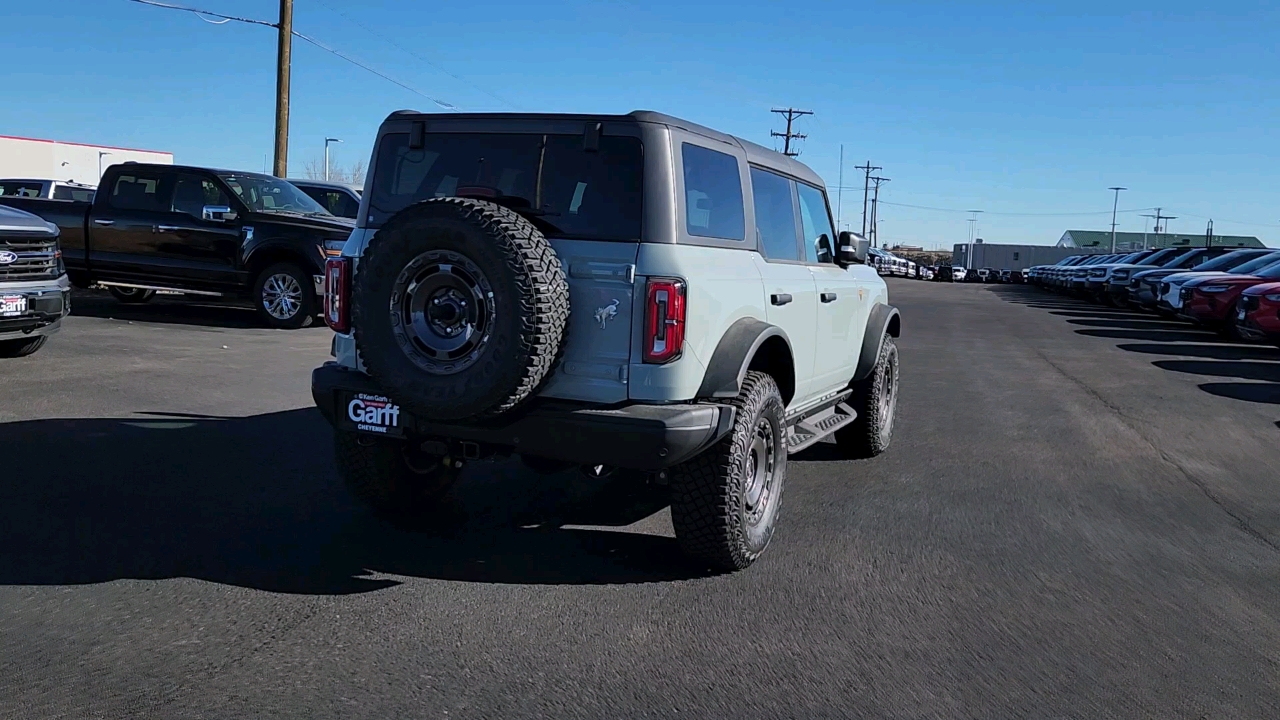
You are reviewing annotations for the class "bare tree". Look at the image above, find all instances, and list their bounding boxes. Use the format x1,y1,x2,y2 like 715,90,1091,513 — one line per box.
300,156,364,184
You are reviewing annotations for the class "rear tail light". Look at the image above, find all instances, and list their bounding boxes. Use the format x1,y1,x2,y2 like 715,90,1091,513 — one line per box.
324,257,351,333
643,277,686,364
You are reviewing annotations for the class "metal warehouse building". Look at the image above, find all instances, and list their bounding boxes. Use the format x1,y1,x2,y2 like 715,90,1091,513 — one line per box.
953,241,1101,271
0,135,172,186
1057,230,1263,252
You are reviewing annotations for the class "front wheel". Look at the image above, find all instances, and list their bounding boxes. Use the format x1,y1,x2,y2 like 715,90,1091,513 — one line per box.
0,335,48,358
253,262,316,329
836,333,899,458
334,431,462,522
670,371,787,572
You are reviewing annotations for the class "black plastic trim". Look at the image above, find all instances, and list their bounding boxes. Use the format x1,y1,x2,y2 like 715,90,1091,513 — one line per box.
695,318,791,399
312,363,735,471
852,303,901,382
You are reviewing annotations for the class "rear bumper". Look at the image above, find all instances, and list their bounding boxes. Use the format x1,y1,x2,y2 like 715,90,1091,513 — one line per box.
311,362,736,471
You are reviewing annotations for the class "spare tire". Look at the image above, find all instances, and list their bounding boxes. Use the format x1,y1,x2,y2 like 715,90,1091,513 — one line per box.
352,197,569,421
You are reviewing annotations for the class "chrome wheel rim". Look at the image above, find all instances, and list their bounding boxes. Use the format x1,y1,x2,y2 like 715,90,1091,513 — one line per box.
743,418,777,526
390,250,495,375
262,273,303,319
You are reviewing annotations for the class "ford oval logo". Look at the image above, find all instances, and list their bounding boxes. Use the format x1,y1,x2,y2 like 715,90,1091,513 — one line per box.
0,251,17,265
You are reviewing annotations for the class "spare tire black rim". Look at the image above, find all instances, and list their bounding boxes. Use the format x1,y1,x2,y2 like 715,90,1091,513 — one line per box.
391,249,495,375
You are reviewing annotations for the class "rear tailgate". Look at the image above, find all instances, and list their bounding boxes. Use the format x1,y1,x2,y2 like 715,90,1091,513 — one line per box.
535,238,639,404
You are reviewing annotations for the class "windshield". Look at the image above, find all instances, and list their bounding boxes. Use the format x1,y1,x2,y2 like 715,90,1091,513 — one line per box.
1135,249,1177,266
367,130,642,241
1193,249,1272,273
1226,252,1280,275
217,173,331,216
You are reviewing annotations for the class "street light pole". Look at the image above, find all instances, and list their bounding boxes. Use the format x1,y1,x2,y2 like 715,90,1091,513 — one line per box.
97,151,112,183
324,137,343,182
1108,186,1126,253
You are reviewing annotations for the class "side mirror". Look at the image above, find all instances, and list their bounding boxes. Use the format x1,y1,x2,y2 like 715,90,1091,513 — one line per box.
838,230,869,264
203,205,235,222
815,234,833,263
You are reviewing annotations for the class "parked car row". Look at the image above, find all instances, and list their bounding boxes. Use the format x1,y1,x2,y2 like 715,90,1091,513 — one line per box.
948,266,1029,284
867,248,934,279
1027,247,1280,344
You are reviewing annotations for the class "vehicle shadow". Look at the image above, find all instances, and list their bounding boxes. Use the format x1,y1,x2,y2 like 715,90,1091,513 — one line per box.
1201,383,1280,405
1117,343,1280,361
0,409,707,595
70,290,276,330
1153,360,1280,383
1074,327,1219,343
1066,317,1193,330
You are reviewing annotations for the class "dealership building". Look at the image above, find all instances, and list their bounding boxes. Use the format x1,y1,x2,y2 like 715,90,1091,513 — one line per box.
954,230,1265,271
0,134,172,187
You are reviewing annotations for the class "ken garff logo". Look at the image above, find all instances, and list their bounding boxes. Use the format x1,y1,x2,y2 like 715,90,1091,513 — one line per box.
0,251,17,266
594,299,620,330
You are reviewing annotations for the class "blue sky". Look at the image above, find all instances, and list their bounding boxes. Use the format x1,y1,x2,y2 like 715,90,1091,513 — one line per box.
4,1,1277,247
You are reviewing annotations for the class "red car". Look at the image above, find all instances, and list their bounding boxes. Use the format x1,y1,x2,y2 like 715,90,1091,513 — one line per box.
1180,259,1280,333
1234,282,1280,345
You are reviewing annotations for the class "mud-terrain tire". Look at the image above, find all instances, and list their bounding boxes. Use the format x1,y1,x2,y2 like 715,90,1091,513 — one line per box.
109,286,155,304
0,335,48,358
670,371,787,572
334,430,461,521
836,333,899,458
352,198,569,421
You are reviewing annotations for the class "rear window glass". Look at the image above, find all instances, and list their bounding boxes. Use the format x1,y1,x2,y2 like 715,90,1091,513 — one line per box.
52,186,95,202
368,131,642,241
0,181,44,198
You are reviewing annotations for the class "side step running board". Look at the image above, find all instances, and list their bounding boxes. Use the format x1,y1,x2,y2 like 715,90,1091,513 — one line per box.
97,281,224,297
784,391,858,454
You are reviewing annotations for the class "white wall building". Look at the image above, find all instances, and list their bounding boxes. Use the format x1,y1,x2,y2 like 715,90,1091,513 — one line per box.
0,134,173,187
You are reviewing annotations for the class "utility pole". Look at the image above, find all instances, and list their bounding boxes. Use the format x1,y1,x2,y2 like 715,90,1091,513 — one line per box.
869,176,890,247
1141,208,1176,248
855,160,881,236
274,0,294,178
967,210,983,268
770,108,812,157
836,144,844,231
1108,186,1126,252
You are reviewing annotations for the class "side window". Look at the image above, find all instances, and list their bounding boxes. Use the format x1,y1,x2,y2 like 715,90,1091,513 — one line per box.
171,174,230,219
796,182,836,264
108,171,168,212
681,143,745,241
749,167,801,261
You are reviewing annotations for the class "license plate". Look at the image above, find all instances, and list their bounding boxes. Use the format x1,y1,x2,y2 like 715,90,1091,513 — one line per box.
339,391,407,437
0,295,26,317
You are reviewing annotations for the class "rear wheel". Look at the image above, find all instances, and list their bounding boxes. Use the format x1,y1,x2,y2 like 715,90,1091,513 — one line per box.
334,430,461,521
253,262,316,329
669,371,787,572
0,335,48,358
108,286,155,304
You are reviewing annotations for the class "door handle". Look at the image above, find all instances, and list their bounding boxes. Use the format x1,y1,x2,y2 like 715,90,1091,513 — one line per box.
92,219,114,226
155,224,180,232
820,292,838,303
770,293,793,306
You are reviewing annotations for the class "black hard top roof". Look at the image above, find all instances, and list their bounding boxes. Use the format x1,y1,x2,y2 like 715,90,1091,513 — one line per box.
383,109,827,189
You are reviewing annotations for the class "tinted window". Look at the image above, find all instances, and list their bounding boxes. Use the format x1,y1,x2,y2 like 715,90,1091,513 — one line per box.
108,171,167,212
682,143,744,241
1226,252,1280,275
302,188,360,219
369,131,642,241
171,174,231,218
1195,249,1271,272
1256,259,1280,279
796,182,835,263
218,174,329,216
52,186,94,202
0,181,45,197
749,167,799,261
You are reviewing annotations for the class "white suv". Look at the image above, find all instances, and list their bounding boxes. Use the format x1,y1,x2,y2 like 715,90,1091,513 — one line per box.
312,111,902,571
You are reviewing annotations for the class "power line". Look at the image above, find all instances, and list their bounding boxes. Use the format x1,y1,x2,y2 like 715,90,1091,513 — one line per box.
310,0,518,110
770,108,811,157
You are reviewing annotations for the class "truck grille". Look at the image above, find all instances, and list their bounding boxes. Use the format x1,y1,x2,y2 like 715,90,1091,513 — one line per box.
1180,287,1193,301
1241,296,1260,312
0,238,59,280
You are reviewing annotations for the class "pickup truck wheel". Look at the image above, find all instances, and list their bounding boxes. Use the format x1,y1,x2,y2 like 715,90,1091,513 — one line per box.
836,334,899,458
333,430,461,520
352,197,569,421
108,286,155,304
253,262,316,329
670,371,787,572
0,335,48,358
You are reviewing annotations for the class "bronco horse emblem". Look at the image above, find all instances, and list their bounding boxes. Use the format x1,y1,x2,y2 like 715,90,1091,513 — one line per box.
594,299,620,329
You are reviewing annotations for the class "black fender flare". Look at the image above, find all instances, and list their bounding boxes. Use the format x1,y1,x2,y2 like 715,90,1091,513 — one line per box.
696,318,793,401
852,303,901,382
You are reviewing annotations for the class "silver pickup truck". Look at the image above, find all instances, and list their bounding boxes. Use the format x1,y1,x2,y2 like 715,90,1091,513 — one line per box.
0,205,71,357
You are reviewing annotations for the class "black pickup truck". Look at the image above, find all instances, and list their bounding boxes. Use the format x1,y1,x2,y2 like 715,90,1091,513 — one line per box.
0,163,354,328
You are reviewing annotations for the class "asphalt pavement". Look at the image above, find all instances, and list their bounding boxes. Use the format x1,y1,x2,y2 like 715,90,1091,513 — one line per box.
2,283,1278,719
